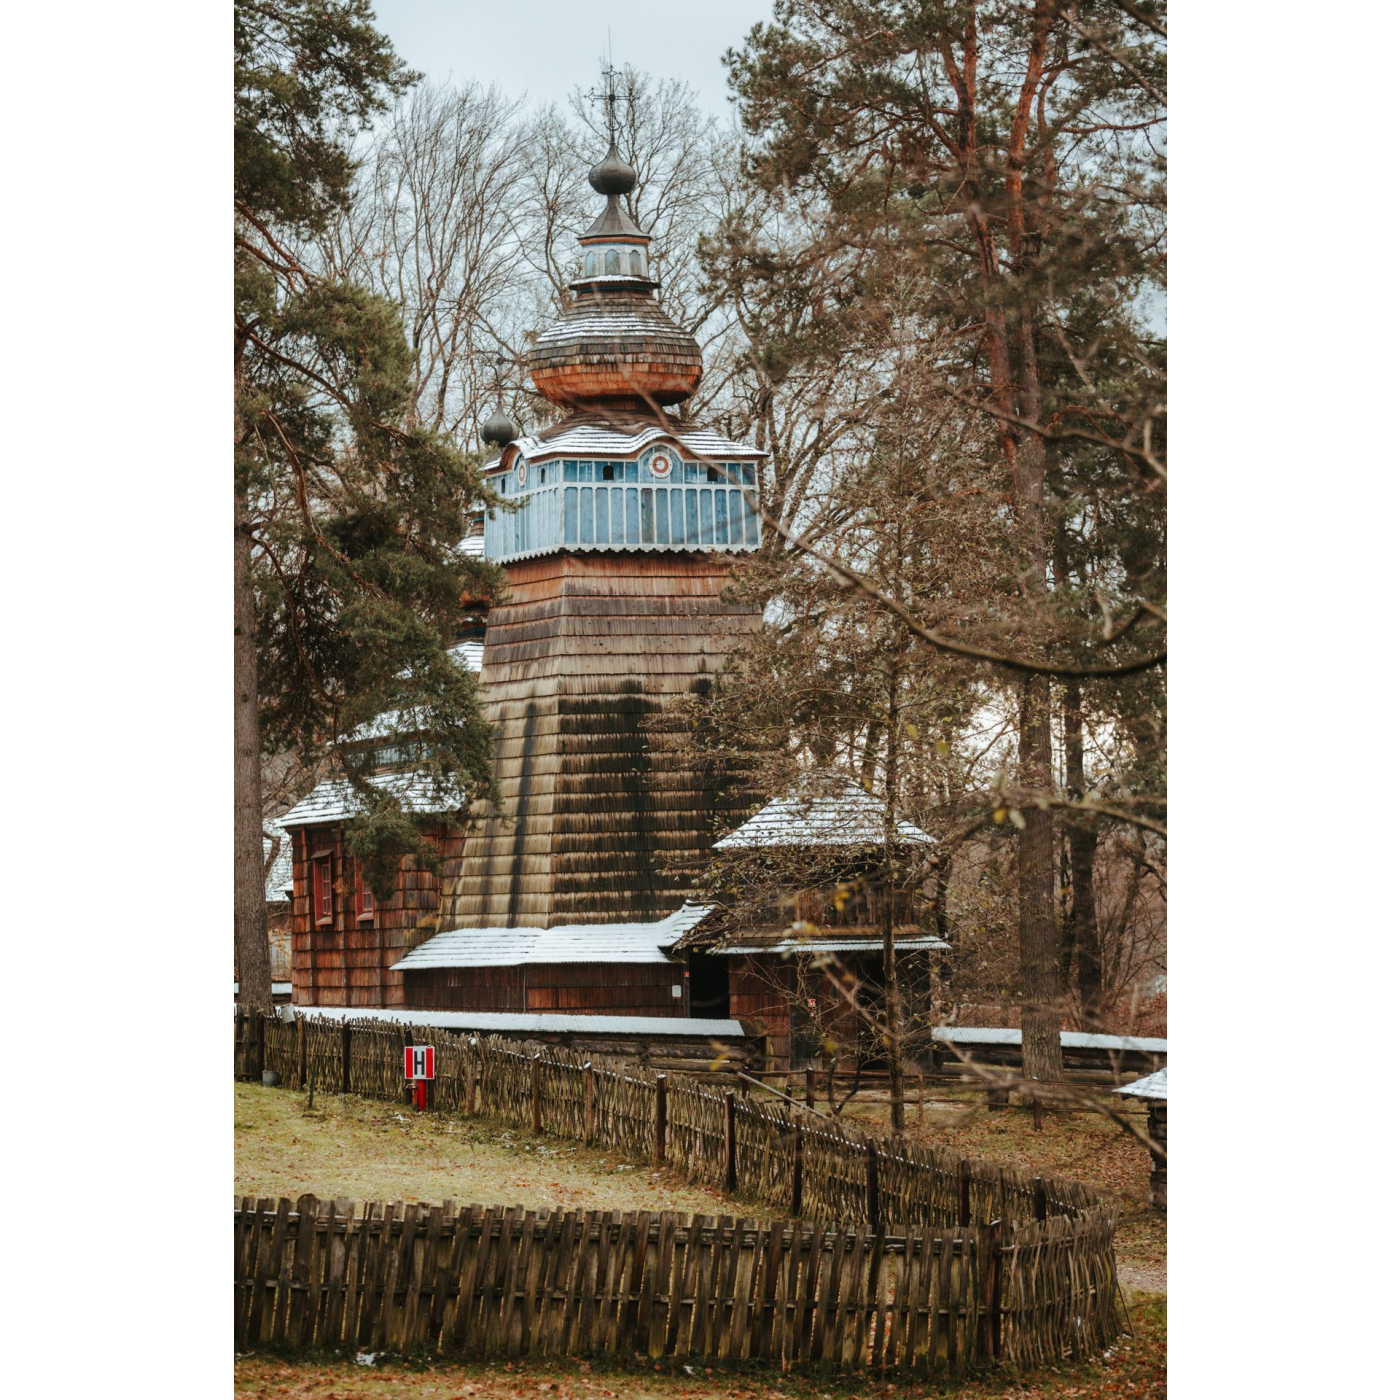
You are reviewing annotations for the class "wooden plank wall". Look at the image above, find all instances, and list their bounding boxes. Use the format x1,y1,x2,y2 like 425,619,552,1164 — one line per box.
285,824,453,1008
438,553,761,930
404,962,682,1016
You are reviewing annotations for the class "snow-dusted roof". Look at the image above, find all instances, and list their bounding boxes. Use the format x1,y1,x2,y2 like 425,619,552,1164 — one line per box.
1115,1068,1168,1099
718,932,950,955
235,981,292,997
490,422,764,469
715,779,934,850
392,903,713,972
262,836,293,904
286,1006,746,1038
932,1027,1168,1054
458,531,485,559
448,638,483,672
275,771,465,829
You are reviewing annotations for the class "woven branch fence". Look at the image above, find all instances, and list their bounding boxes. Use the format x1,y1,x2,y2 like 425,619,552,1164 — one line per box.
234,1197,1120,1374
236,1012,1125,1370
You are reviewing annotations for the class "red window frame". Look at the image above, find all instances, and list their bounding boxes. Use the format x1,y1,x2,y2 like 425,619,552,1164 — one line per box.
311,850,334,927
354,862,376,923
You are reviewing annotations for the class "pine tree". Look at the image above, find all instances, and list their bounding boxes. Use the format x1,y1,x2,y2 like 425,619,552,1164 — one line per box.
234,1,499,1012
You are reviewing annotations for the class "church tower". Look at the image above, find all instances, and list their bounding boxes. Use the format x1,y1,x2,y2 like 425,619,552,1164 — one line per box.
429,127,765,943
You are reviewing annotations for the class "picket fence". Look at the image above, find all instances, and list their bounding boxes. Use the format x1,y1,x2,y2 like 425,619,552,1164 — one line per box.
235,1011,1126,1371
233,1196,1120,1373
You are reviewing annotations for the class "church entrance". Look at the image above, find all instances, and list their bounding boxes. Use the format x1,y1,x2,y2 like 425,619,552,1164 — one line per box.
686,950,730,1018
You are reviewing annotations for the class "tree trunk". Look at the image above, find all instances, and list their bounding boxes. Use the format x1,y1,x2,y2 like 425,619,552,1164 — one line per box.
1017,673,1064,1081
235,374,272,1020
1062,677,1103,1026
882,669,905,1134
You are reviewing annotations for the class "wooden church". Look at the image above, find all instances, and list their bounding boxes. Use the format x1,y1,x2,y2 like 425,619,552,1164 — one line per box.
273,133,944,1066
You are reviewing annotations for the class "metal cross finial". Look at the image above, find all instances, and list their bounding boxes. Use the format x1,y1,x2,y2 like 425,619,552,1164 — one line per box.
588,58,635,144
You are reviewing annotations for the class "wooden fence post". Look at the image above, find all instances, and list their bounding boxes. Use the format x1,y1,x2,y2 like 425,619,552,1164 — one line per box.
531,1054,542,1136
805,1067,815,1111
255,1013,266,1081
582,1063,595,1146
724,1091,737,1194
467,1045,479,1117
340,1024,352,1095
1033,1176,1047,1222
654,1074,667,1166
990,1219,1004,1360
976,1220,1004,1361
791,1123,804,1217
296,1016,307,1089
866,1138,880,1227
958,1159,971,1227
917,1072,924,1121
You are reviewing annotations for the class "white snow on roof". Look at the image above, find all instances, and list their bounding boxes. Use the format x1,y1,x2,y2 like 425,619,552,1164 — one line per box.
458,531,485,559
719,933,950,955
532,315,695,345
262,837,294,904
715,778,934,849
489,423,764,469
1115,1068,1168,1099
932,1027,1168,1054
275,771,465,828
286,1007,746,1038
235,981,292,996
392,903,713,971
449,638,483,672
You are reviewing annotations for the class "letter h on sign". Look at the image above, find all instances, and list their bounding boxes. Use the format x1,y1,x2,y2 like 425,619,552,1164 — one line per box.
404,1045,435,1080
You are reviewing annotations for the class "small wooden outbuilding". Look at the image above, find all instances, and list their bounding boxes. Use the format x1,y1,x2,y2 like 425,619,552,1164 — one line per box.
1116,1067,1167,1208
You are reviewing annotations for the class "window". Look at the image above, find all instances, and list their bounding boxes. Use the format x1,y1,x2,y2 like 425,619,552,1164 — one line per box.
312,851,334,926
600,462,616,481
354,863,376,921
629,249,643,276
584,250,597,276
605,248,620,274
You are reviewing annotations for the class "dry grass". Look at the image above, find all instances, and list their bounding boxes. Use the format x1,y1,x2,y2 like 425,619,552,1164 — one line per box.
235,1083,734,1216
232,1295,1165,1399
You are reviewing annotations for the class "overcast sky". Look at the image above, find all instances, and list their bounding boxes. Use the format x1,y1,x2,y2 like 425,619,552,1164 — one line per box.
369,0,776,121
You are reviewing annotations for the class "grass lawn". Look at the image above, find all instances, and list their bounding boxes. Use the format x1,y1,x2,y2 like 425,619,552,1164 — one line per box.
233,1295,1164,1399
236,1083,736,1217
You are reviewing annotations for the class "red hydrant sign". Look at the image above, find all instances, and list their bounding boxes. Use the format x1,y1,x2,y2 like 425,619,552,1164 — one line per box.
404,1045,435,1080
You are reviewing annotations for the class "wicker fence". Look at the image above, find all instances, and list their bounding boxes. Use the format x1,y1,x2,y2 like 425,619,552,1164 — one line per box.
236,1011,1125,1370
234,1196,1120,1374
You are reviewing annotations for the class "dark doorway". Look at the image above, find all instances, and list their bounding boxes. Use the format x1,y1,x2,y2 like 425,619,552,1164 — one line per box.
687,950,730,1018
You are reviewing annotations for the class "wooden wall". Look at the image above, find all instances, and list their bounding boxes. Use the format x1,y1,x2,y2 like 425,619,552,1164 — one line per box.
438,551,760,930
286,823,452,1008
729,955,793,1067
404,962,684,1016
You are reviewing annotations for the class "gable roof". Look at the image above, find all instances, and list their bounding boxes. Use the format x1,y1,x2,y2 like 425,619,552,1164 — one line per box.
489,420,764,472
274,771,466,829
714,778,934,850
390,902,713,972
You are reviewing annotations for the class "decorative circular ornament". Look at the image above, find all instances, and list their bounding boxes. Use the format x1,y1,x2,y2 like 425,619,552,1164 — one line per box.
645,446,679,479
516,457,529,486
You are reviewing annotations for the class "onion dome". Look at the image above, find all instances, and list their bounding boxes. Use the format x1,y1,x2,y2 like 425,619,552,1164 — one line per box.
481,406,518,450
525,144,703,412
588,141,636,196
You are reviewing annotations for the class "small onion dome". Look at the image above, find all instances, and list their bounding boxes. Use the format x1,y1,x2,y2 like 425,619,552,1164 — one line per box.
588,141,636,197
481,407,518,449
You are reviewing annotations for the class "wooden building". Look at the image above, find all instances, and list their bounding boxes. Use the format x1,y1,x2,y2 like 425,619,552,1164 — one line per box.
273,136,946,1066
1116,1067,1167,1208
